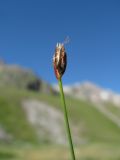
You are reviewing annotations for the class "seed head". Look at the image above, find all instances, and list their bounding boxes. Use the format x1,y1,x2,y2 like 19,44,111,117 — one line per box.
53,43,67,79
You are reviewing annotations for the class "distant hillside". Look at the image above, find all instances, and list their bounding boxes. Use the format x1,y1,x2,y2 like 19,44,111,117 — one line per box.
0,86,120,145
53,82,120,107
0,61,120,146
0,61,53,94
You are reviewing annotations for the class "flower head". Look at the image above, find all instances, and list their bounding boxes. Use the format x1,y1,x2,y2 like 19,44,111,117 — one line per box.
53,43,67,79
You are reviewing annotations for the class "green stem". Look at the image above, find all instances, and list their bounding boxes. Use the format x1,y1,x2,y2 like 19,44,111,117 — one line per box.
58,78,76,160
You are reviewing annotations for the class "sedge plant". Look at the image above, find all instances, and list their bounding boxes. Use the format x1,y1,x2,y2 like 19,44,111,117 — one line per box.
53,43,76,160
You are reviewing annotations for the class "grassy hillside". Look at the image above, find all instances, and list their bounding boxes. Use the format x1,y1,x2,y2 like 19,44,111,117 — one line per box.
0,87,37,143
0,85,120,144
0,65,36,88
0,64,120,159
0,85,120,159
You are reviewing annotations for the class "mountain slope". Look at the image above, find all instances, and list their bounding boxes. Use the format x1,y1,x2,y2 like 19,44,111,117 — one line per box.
0,62,120,145
0,86,120,145
0,62,53,94
54,82,120,106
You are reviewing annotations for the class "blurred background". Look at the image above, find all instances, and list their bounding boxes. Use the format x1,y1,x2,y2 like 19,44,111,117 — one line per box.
0,0,120,159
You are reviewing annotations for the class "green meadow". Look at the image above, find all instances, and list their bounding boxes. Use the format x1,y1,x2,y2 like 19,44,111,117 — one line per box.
0,143,120,160
0,86,120,159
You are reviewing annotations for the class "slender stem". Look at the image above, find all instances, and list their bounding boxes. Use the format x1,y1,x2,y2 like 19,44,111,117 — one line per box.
58,78,76,160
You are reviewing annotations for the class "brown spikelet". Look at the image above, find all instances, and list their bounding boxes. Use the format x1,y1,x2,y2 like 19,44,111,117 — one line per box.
53,43,67,79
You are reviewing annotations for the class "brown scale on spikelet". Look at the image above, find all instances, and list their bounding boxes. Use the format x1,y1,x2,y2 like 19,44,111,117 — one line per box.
53,43,67,79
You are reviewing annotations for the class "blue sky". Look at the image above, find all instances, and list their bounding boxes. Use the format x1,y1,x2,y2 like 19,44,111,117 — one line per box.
0,0,120,92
